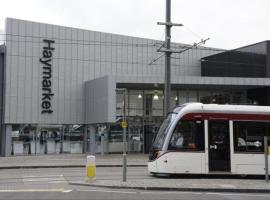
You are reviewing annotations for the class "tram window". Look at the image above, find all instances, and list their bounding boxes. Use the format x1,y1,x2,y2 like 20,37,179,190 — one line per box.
234,122,270,153
168,120,205,151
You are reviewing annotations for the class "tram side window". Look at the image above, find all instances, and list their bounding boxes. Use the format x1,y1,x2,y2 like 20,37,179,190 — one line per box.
168,120,205,151
234,122,270,153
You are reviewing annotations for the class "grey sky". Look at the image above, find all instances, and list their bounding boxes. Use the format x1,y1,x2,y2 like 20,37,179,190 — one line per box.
0,0,269,49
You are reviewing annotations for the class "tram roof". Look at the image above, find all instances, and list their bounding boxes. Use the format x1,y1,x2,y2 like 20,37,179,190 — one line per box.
173,103,270,115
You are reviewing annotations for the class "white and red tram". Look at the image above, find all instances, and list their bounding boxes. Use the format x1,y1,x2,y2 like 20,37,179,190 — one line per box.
148,103,270,175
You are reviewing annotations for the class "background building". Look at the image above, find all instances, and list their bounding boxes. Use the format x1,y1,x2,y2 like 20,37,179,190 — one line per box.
0,18,269,156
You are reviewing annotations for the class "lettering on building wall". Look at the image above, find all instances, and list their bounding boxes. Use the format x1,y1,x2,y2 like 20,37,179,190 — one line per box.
40,39,55,114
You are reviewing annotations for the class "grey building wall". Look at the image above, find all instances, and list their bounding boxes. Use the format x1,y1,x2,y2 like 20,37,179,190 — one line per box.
267,41,270,77
85,76,116,124
4,18,223,125
0,45,6,155
0,29,4,45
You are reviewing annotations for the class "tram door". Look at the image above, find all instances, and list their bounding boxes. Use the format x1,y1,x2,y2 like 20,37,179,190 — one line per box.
208,121,231,172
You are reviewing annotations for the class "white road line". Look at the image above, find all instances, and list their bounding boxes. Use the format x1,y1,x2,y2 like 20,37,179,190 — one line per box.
141,191,204,195
0,189,65,193
77,189,137,194
206,192,270,198
23,174,64,178
47,181,67,184
62,190,73,193
23,174,67,184
47,158,83,161
23,178,66,182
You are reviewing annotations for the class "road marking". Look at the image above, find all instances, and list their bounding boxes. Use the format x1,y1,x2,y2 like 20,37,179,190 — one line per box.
63,190,73,193
206,192,270,198
141,191,204,195
47,158,83,161
23,175,67,184
0,189,66,193
23,174,64,178
77,189,137,194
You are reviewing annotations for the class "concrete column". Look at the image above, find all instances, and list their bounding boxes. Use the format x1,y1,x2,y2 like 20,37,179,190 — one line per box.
60,126,64,154
0,125,5,156
104,125,109,154
89,125,96,155
83,126,87,153
100,133,104,156
2,125,12,156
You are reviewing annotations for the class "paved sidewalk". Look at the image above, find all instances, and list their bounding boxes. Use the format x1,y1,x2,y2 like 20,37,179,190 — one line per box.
70,178,270,193
0,154,148,169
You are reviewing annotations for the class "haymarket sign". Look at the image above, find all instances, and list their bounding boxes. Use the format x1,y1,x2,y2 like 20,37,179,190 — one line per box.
40,39,55,114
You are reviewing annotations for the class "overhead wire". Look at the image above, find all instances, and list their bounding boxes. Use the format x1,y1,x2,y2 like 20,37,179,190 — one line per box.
0,33,222,51
182,25,203,40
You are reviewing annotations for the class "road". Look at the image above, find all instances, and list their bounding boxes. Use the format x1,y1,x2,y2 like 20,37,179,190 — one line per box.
0,167,268,200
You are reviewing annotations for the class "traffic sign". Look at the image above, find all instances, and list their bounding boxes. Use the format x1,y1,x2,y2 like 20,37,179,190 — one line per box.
121,121,127,128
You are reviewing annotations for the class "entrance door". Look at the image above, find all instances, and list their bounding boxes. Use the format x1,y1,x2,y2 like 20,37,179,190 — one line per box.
144,124,160,154
208,121,230,172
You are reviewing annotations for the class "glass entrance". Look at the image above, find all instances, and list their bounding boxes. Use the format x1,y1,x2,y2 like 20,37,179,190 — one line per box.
11,125,84,155
208,121,231,172
36,129,62,154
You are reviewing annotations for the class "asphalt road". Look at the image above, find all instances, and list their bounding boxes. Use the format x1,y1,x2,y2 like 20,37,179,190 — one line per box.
0,189,269,200
0,167,151,194
0,167,269,200
0,166,151,187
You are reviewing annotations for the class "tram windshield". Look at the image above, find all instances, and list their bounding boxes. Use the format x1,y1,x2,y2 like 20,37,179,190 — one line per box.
152,106,184,150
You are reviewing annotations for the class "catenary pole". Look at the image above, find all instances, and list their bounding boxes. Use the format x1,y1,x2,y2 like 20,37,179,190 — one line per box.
155,1,207,116
264,136,269,182
122,89,127,182
164,0,171,116
157,0,182,116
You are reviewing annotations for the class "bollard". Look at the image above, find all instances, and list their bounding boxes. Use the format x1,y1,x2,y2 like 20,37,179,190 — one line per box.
86,155,96,180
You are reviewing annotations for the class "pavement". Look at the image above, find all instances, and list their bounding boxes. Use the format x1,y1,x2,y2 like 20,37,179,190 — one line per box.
0,154,148,169
70,178,270,193
1,153,270,193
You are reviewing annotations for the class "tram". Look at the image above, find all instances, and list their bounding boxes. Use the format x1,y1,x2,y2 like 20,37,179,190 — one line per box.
148,103,270,175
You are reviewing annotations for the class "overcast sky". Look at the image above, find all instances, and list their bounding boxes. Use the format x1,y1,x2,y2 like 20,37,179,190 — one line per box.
0,0,269,49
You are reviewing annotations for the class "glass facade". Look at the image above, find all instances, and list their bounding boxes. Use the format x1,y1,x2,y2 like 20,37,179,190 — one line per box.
11,125,84,155
201,41,268,78
10,88,246,155
112,88,246,154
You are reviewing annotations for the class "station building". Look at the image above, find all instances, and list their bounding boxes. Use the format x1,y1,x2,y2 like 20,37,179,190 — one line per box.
0,18,270,156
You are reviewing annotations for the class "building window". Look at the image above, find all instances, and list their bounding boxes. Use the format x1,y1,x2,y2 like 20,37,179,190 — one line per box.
233,121,270,153
168,120,205,151
127,90,143,116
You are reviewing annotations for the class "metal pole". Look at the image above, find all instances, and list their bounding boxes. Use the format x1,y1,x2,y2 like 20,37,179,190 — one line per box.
264,136,269,182
123,89,127,182
35,126,38,155
83,126,87,153
101,133,104,156
164,0,171,116
89,125,96,155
